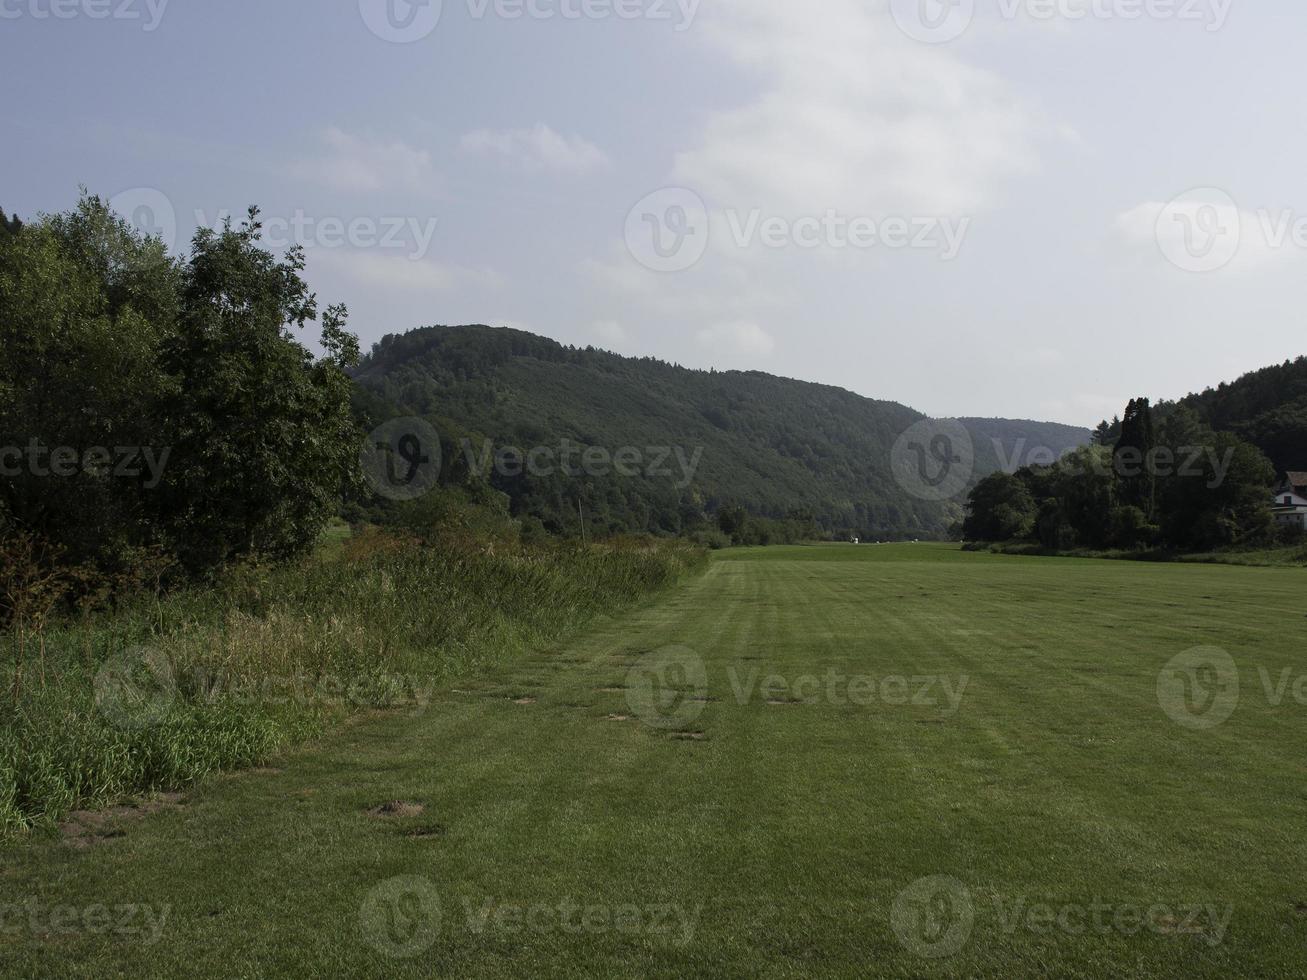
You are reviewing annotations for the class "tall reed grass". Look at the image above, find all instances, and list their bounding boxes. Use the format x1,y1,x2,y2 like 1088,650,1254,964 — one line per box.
0,531,705,839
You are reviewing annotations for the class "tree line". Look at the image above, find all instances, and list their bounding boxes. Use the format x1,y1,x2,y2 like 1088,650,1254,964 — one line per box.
963,398,1287,552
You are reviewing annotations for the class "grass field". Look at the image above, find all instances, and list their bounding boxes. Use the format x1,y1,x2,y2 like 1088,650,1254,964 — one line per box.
3,543,1306,977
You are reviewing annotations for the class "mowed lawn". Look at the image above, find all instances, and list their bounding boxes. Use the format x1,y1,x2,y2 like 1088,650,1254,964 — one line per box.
4,545,1307,977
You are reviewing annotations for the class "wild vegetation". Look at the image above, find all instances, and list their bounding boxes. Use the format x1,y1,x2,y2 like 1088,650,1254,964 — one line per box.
0,529,704,839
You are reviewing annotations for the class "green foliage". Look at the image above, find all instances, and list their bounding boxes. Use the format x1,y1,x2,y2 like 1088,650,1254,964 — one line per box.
967,399,1276,553
0,195,361,585
351,325,1089,541
1099,356,1307,476
157,211,362,572
1115,397,1156,518
0,207,22,240
962,472,1036,542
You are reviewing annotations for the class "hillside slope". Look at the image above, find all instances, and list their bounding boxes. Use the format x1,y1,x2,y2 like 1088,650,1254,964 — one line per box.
1178,357,1307,475
351,326,1090,539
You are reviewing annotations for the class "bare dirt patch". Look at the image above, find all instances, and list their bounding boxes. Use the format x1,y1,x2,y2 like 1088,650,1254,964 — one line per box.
61,793,185,850
605,714,633,723
511,697,538,706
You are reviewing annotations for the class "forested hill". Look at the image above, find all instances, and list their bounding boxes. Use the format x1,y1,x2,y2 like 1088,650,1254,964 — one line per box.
1176,357,1307,475
351,325,1090,540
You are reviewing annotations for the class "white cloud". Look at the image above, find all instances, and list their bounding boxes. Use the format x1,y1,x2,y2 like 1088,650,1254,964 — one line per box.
295,127,441,196
672,0,1040,217
592,320,630,346
1113,195,1284,274
696,320,776,357
313,250,500,293
459,124,609,175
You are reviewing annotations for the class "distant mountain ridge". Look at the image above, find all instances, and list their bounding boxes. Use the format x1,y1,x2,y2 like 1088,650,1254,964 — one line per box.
351,325,1091,539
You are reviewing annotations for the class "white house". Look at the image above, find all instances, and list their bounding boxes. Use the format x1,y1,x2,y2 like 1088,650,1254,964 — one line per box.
1272,472,1307,530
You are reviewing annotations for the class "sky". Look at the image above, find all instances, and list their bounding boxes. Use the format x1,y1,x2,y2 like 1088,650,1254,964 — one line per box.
3,0,1305,427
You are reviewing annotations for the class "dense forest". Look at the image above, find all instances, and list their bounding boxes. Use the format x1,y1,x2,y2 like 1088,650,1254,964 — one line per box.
967,396,1290,553
1093,357,1307,477
349,325,1090,542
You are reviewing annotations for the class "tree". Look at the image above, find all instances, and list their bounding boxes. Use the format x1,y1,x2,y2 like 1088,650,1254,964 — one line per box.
158,209,361,571
1159,432,1274,550
963,473,1037,542
1115,398,1156,519
0,195,360,586
0,195,181,576
0,208,21,240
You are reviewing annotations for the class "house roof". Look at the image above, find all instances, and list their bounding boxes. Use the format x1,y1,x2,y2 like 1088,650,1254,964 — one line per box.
1284,472,1307,490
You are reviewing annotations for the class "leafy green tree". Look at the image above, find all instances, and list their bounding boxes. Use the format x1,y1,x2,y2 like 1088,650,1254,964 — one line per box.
963,472,1037,542
0,208,22,240
158,210,361,571
1158,432,1274,550
1115,398,1156,518
1,195,360,586
0,196,181,575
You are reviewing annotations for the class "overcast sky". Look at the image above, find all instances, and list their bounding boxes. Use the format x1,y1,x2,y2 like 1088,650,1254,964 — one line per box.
4,0,1304,426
